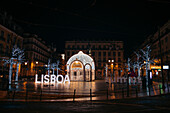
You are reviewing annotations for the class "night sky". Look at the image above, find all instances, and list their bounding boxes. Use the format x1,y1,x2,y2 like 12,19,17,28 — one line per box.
0,0,170,58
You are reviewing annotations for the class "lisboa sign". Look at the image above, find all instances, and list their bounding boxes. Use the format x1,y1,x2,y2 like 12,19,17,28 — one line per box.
35,74,70,84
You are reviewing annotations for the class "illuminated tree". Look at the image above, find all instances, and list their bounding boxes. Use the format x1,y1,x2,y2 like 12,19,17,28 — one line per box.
140,45,154,87
134,51,145,78
2,46,24,84
15,49,25,82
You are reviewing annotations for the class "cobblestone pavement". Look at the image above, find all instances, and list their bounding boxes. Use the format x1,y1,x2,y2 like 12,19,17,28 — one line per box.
0,94,170,113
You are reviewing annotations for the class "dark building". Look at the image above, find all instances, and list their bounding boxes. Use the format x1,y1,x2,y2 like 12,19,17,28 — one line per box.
65,40,125,79
0,11,23,78
22,33,55,77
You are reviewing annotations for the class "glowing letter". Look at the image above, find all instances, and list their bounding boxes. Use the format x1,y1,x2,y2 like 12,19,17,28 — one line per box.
50,74,56,84
56,75,64,83
41,74,44,83
35,74,41,83
44,75,49,83
64,75,70,83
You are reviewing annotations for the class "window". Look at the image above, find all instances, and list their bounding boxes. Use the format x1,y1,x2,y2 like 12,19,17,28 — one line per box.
165,37,168,42
13,37,16,46
103,52,106,56
98,52,101,56
108,52,111,56
72,51,75,55
161,40,164,45
1,31,4,37
17,39,20,48
98,63,101,67
92,52,95,56
92,45,95,49
103,45,106,49
7,34,10,43
77,45,79,49
0,31,5,41
113,52,116,56
0,43,3,51
67,51,70,56
118,58,121,62
84,45,86,49
118,52,121,56
103,58,106,62
6,45,9,54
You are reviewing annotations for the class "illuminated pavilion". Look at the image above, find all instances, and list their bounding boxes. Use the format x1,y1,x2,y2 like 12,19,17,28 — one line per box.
66,51,95,81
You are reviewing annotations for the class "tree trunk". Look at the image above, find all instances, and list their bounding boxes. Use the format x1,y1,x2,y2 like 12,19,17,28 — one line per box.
9,63,13,84
15,63,19,82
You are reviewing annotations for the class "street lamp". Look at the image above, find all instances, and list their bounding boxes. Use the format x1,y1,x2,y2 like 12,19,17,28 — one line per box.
36,61,38,65
35,61,38,75
25,62,27,65
111,60,114,78
108,60,114,83
25,62,28,80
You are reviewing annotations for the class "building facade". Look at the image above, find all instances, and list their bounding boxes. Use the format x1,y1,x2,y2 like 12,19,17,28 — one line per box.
140,20,170,63
0,25,23,79
22,33,53,77
131,20,170,80
65,40,124,79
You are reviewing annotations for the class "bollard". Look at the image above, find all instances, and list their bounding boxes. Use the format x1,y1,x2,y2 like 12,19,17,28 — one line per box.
25,89,28,101
7,90,10,99
159,85,162,95
90,89,92,101
149,86,151,96
136,87,138,98
127,77,129,97
73,89,76,102
167,82,169,93
40,90,42,101
12,90,16,102
122,88,124,98
107,88,109,100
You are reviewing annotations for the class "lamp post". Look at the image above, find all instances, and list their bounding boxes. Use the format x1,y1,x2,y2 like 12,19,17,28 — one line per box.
158,27,165,91
105,63,108,83
36,61,38,75
25,62,28,78
108,60,114,83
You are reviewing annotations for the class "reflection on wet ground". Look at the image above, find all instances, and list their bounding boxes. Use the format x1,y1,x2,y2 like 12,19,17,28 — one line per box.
7,78,170,101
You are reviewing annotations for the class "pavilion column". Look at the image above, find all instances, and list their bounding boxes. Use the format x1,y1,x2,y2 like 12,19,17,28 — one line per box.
84,65,86,81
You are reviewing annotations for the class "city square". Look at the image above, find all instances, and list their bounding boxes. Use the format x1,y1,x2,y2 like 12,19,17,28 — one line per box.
0,0,170,112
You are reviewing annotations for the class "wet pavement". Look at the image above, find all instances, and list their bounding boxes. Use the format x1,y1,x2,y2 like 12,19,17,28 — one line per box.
5,79,170,101
1,79,170,112
0,94,170,113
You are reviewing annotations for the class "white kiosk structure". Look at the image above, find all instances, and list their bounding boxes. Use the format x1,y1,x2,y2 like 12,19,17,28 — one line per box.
66,51,95,81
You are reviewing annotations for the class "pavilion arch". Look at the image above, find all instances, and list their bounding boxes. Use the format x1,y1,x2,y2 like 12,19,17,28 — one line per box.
66,51,95,81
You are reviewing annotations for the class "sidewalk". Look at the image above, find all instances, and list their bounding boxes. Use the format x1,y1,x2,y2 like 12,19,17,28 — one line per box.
0,94,170,113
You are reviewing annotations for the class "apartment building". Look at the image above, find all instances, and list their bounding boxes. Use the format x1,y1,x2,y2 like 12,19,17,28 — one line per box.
22,33,54,77
65,40,124,79
0,11,23,78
